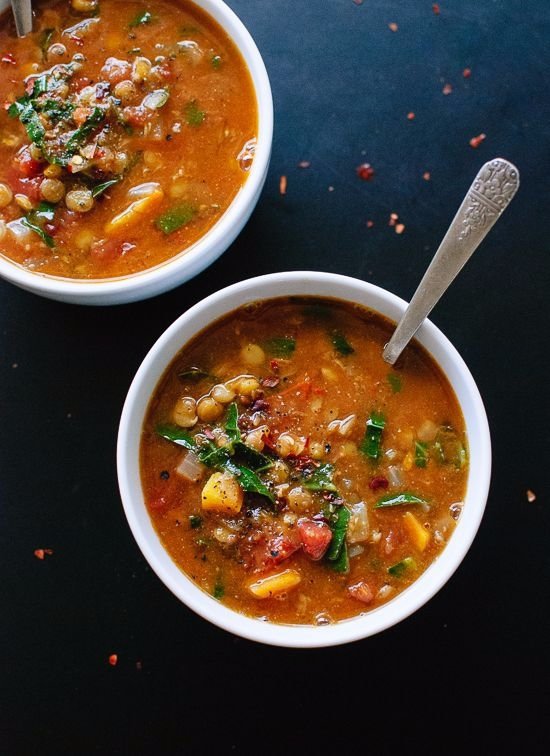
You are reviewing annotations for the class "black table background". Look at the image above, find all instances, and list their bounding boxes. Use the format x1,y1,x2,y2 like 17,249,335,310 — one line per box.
2,1,549,753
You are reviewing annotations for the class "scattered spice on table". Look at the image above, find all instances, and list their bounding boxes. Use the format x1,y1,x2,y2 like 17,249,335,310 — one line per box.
366,220,374,228
442,83,453,95
463,68,472,78
136,661,143,671
389,212,399,227
423,171,431,181
432,3,440,14
353,0,364,5
109,654,118,666
328,185,335,192
297,160,311,169
407,112,415,120
526,489,537,503
388,22,398,32
356,163,375,181
34,548,53,560
395,223,405,234
469,133,486,148
279,175,287,195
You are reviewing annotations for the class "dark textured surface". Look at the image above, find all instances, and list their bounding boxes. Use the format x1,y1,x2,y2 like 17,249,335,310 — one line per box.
1,1,549,753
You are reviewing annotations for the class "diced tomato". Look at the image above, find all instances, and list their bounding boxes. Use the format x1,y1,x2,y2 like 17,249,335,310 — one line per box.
298,518,332,561
16,176,42,202
369,476,389,491
249,529,302,571
122,106,149,128
2,53,16,65
14,147,43,179
100,57,132,85
90,239,133,263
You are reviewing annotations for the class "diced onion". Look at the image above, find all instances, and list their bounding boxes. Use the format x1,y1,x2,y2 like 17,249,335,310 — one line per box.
347,501,370,544
348,544,365,559
387,465,403,488
175,450,205,482
128,181,162,199
142,89,169,110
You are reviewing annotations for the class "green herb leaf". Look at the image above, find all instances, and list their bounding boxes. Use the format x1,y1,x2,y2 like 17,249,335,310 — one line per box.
189,515,202,529
331,330,354,355
330,541,350,573
129,10,153,27
224,459,275,503
177,367,214,383
40,28,55,57
264,337,296,358
326,505,350,561
387,373,402,393
21,202,56,248
156,424,197,452
360,411,386,461
415,441,428,468
155,203,195,234
232,441,273,472
303,463,338,492
225,403,241,443
388,556,416,577
21,216,54,248
213,579,225,599
185,99,206,126
92,178,121,198
375,492,428,509
16,100,46,145
211,54,222,69
64,106,105,155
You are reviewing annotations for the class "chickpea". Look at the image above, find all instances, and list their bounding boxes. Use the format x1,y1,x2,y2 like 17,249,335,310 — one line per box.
210,384,235,404
232,376,260,396
14,194,33,212
172,396,197,428
241,343,265,367
40,178,65,204
29,143,44,161
309,442,325,460
71,0,99,12
275,432,305,458
132,57,152,85
0,183,13,209
266,460,289,484
113,79,137,104
245,427,266,452
65,189,94,213
43,164,62,179
197,396,224,423
287,486,313,513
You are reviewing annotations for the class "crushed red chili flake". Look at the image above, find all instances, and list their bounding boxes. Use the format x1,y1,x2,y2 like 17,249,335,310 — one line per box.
203,427,215,440
261,375,280,389
423,171,431,181
109,654,118,666
297,160,311,169
463,67,472,78
353,0,364,5
395,223,405,234
442,83,453,95
388,22,398,32
279,175,287,195
432,3,440,14
366,220,374,228
34,548,53,560
269,359,279,373
526,489,537,503
389,213,399,227
136,661,143,671
469,133,486,148
369,476,389,491
356,163,375,181
407,112,415,120
2,53,16,65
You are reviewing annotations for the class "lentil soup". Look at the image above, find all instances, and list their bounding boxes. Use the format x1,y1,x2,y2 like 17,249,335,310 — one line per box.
0,0,257,278
140,297,468,625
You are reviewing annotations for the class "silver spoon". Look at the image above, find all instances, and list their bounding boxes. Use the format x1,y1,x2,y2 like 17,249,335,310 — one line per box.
11,0,33,37
383,158,520,365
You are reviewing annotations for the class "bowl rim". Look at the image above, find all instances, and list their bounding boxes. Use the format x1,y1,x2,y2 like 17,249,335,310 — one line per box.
117,271,491,648
0,0,273,304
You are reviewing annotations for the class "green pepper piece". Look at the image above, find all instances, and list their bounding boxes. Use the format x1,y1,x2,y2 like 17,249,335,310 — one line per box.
388,556,416,577
326,506,350,561
375,492,428,508
155,203,195,234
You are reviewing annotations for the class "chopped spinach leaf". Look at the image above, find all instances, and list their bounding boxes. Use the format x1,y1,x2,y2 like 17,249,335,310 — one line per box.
185,99,206,126
92,178,121,198
326,505,350,561
40,28,55,57
375,492,428,509
64,106,105,155
264,337,296,358
224,403,241,443
155,203,195,234
388,556,416,577
415,441,428,468
21,217,54,248
156,424,197,452
303,463,338,493
232,442,273,472
224,459,274,503
330,541,350,573
178,367,214,383
129,10,153,27
360,411,386,461
331,330,354,355
211,54,222,69
189,515,202,529
387,373,402,393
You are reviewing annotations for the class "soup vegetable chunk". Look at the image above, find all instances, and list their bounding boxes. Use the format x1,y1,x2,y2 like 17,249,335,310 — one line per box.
0,0,257,278
141,298,468,625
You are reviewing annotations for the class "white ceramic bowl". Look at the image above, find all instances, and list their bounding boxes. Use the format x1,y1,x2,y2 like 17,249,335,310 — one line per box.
117,271,491,647
0,0,273,305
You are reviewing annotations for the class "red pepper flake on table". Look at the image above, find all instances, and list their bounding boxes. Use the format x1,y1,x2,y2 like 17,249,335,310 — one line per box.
279,175,287,195
432,3,441,14
463,68,472,78
469,133,486,148
34,548,54,560
442,83,453,95
366,220,374,228
388,22,398,32
423,171,431,181
297,160,311,169
108,654,118,666
526,489,537,503
356,163,375,181
395,223,405,235
407,112,415,120
389,212,399,227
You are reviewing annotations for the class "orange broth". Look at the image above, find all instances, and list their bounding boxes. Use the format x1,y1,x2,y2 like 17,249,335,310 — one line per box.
0,0,257,278
140,298,468,625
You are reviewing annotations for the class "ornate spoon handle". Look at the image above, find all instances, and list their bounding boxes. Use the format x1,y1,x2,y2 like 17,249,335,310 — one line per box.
11,0,33,37
383,158,520,365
